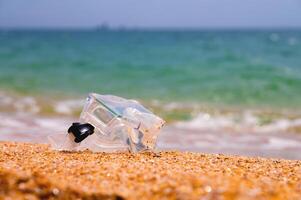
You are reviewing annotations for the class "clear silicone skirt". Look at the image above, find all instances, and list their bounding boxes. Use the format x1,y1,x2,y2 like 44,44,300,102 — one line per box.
48,93,165,153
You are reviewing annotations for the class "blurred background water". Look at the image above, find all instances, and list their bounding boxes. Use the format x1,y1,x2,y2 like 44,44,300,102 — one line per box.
1,30,301,159
1,30,301,109
1,29,301,123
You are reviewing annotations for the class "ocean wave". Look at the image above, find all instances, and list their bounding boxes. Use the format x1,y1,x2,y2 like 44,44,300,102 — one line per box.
175,111,301,134
158,112,301,159
54,99,84,115
0,92,39,114
0,91,83,116
0,108,301,159
0,112,74,143
1,91,301,132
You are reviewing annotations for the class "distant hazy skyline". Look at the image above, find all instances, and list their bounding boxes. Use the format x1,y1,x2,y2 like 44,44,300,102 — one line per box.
1,0,301,29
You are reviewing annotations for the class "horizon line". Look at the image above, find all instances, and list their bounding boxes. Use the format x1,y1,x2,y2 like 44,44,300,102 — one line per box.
1,26,301,32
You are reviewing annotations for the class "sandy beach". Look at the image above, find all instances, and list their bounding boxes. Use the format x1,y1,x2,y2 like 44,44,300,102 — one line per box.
0,142,300,199
1,4,301,200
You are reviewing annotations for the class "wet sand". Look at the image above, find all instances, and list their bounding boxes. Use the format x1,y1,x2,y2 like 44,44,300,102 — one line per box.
0,142,300,199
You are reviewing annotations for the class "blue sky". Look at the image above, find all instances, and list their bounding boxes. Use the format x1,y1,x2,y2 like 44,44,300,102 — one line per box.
0,0,301,28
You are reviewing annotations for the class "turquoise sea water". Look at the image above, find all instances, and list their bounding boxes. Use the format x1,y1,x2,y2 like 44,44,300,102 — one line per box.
0,30,301,110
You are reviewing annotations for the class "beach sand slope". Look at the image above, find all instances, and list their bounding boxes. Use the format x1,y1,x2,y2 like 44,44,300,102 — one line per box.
0,142,300,199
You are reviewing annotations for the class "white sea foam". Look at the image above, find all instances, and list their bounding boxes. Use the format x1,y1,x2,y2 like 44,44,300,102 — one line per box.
175,111,301,134
0,92,40,114
157,111,301,159
54,99,84,115
0,92,84,116
13,96,40,114
161,101,200,111
0,112,74,143
0,93,13,105
259,118,301,133
1,110,301,159
1,91,301,159
265,137,301,149
175,112,233,131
